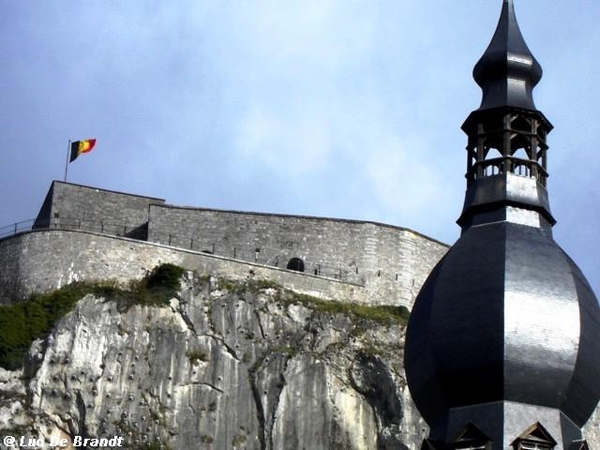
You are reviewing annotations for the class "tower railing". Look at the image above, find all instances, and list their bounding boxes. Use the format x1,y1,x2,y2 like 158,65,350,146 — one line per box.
467,156,548,184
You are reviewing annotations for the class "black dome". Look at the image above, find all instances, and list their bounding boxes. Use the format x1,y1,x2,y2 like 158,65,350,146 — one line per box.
404,221,600,428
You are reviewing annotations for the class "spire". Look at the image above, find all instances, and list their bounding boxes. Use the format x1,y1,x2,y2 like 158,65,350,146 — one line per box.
458,0,554,230
473,0,542,111
405,3,600,450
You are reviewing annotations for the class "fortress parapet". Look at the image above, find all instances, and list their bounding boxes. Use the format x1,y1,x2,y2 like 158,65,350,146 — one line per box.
0,181,448,307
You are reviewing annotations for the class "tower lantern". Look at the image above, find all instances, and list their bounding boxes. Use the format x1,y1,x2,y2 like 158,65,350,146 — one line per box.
458,0,555,231
404,1,600,449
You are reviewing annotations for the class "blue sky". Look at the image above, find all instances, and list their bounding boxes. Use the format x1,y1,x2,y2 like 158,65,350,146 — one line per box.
1,1,599,293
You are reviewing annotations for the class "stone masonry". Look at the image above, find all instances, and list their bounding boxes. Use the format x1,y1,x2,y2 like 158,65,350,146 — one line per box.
0,181,448,308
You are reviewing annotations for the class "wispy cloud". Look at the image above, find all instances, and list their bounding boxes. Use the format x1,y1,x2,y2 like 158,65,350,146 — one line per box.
0,1,599,291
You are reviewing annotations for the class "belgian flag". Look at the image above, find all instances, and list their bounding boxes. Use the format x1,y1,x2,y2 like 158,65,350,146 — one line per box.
69,139,96,162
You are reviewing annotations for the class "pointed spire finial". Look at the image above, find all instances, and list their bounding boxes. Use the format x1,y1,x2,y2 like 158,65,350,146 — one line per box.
473,0,542,110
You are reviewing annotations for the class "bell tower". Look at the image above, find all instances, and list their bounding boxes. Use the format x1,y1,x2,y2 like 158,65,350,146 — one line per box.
404,1,600,449
458,0,554,231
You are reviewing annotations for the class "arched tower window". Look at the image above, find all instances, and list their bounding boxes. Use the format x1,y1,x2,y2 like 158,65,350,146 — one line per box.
287,257,305,272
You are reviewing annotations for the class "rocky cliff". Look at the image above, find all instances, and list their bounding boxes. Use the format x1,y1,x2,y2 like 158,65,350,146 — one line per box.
0,269,427,450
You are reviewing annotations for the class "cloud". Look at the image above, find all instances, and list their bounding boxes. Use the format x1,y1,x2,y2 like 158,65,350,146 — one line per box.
236,103,333,174
0,1,598,292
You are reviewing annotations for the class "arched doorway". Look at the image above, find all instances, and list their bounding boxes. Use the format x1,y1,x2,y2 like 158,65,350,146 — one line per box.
287,257,305,272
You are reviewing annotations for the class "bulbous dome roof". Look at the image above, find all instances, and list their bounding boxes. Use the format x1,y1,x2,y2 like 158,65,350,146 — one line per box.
404,221,600,428
404,0,600,444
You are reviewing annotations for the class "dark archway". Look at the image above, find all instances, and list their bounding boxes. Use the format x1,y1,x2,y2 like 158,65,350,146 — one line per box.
287,257,305,272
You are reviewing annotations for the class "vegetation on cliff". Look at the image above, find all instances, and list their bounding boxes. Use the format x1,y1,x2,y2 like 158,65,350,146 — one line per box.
216,277,410,326
0,270,414,449
285,291,410,325
0,263,185,370
0,265,407,372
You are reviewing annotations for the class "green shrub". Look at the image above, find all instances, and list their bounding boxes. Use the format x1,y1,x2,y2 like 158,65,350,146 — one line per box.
119,264,185,308
215,277,410,326
200,435,214,444
116,263,186,310
0,282,101,370
286,292,410,325
146,264,185,292
215,277,278,295
232,434,247,447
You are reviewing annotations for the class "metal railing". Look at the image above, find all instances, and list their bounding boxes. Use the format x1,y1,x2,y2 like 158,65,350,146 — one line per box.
0,219,36,239
149,229,356,281
0,218,147,240
0,217,366,284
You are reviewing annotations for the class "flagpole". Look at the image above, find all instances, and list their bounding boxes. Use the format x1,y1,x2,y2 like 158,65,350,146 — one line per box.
64,140,71,182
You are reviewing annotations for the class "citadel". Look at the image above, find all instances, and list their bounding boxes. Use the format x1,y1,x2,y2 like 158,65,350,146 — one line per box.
0,179,447,308
1,1,599,449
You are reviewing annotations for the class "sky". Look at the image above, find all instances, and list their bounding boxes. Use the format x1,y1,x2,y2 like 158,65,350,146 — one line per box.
1,1,599,293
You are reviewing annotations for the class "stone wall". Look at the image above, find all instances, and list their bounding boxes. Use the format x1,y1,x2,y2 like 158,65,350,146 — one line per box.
147,204,448,306
0,230,362,306
34,181,165,238
0,228,444,308
24,182,448,308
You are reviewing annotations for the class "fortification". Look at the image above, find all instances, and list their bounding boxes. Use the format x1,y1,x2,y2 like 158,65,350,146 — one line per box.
0,181,448,306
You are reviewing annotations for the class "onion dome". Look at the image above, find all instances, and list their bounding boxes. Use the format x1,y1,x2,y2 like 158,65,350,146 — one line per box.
405,221,600,429
404,2,600,449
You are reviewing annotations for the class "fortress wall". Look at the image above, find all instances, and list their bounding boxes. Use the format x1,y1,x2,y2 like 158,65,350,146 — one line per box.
11,182,448,308
34,181,165,234
0,235,26,304
148,204,373,280
0,229,445,308
0,230,367,306
147,204,448,301
361,224,449,304
407,233,449,301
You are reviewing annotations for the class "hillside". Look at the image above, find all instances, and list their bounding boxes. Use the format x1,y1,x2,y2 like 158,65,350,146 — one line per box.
0,267,426,450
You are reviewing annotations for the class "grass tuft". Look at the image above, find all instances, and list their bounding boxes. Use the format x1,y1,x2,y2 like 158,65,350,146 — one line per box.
285,291,410,326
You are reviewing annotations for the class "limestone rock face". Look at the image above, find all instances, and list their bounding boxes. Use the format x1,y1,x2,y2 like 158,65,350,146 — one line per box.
0,274,427,450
